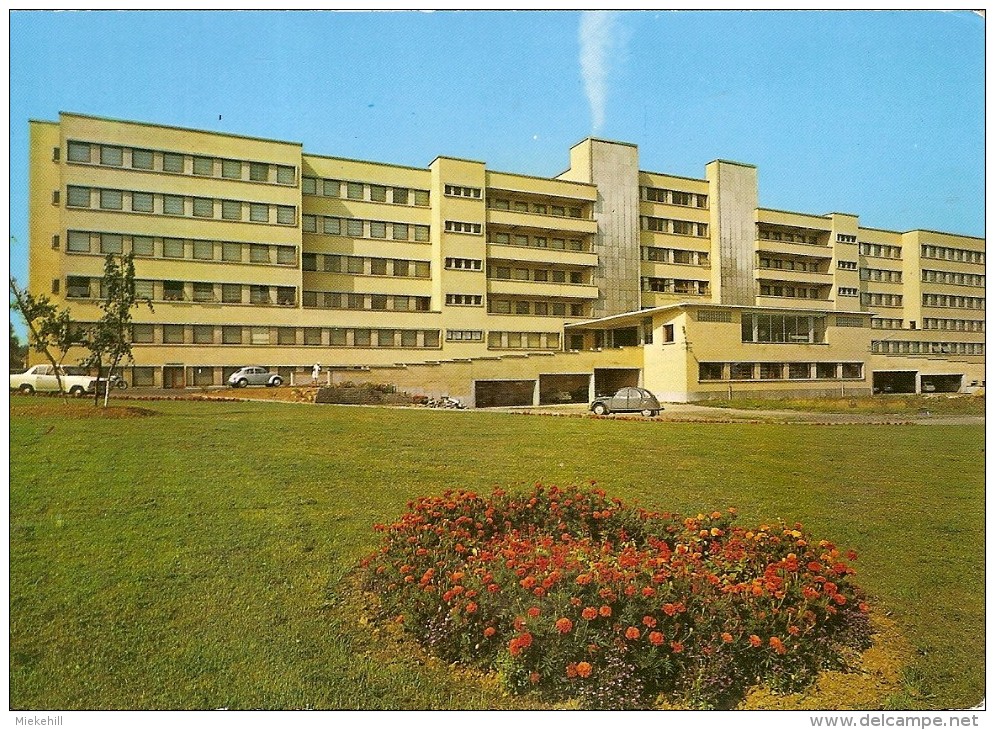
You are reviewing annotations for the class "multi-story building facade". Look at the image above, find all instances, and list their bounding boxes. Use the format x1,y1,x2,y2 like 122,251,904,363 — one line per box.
26,112,984,402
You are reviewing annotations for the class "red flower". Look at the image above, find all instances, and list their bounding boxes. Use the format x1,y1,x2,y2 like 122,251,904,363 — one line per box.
721,632,734,643
642,615,657,628
625,626,641,640
529,671,540,684
487,583,501,593
465,601,477,614
527,606,541,618
599,605,612,618
556,617,573,634
749,635,762,647
575,661,593,678
649,631,665,646
769,636,787,655
662,603,677,617
566,663,578,678
671,641,684,653
641,587,656,597
582,607,598,621
484,626,496,638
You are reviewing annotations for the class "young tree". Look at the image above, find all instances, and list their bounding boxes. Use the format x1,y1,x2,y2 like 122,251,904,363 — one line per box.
9,322,28,371
9,275,81,400
82,252,151,406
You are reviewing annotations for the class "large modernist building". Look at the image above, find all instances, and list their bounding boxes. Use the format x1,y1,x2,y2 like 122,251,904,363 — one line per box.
26,112,985,404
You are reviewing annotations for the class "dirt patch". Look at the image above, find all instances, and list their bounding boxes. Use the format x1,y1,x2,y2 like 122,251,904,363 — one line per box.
10,401,160,419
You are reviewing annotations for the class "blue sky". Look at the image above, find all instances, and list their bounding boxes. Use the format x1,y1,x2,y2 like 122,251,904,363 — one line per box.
8,9,985,309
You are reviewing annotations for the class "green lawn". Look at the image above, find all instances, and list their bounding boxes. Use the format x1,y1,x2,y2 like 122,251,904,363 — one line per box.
696,394,985,416
9,398,985,709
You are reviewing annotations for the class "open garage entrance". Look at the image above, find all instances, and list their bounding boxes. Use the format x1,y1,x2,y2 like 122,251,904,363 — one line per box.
872,370,916,395
920,374,962,394
538,374,591,405
474,379,536,408
594,368,640,398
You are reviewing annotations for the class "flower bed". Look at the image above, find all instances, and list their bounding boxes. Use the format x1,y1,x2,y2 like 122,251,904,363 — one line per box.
360,484,871,709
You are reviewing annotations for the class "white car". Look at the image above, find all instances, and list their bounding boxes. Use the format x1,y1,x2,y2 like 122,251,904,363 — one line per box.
10,365,96,396
227,366,283,388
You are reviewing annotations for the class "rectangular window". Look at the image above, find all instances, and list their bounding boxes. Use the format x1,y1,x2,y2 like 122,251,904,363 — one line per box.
193,198,214,218
788,363,811,379
133,280,154,300
277,246,296,265
192,157,213,176
370,221,387,239
221,159,242,179
222,200,242,220
392,188,409,205
347,182,363,199
347,219,364,237
131,324,154,343
250,327,269,345
276,165,295,185
370,259,388,276
392,223,408,241
302,253,317,271
163,281,185,301
841,363,863,379
67,186,91,207
324,255,341,273
250,244,270,263
699,363,723,381
100,234,123,254
353,329,371,346
193,240,213,260
276,206,296,225
277,327,296,345
376,329,394,347
250,204,270,223
67,141,91,162
163,238,185,258
163,195,185,215
250,285,271,305
193,325,214,344
249,163,269,182
132,236,154,257
302,177,317,195
190,282,213,302
302,214,317,233
162,325,185,344
414,261,430,278
370,185,387,202
66,276,90,298
131,148,154,169
323,217,341,235
304,328,322,345
323,179,340,197
222,242,242,262
130,191,154,213
414,224,430,242
162,153,184,173
98,146,123,166
414,190,430,206
100,189,123,210
221,284,242,303
67,230,91,253
730,363,754,380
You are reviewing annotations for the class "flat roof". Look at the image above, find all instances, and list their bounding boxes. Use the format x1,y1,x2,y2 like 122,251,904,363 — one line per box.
59,111,303,148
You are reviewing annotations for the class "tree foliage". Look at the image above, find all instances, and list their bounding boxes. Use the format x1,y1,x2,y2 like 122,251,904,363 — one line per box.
9,275,81,399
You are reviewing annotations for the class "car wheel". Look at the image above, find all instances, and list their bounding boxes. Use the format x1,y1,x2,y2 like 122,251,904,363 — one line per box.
237,378,248,388
271,377,283,387
117,380,128,390
18,383,34,395
592,403,609,416
642,409,656,417
69,385,86,397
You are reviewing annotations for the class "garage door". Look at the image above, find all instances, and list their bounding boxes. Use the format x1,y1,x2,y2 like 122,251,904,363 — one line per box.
539,374,591,405
474,380,536,408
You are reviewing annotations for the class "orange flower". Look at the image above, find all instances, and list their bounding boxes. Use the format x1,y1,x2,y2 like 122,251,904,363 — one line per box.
465,601,477,614
641,587,656,597
487,583,501,593
769,636,787,655
582,607,598,621
625,626,641,640
807,561,822,573
575,661,593,678
721,632,734,643
599,605,612,618
483,626,496,638
566,663,578,678
749,635,762,648
527,606,541,618
642,615,657,628
529,671,540,684
569,597,582,607
833,593,847,605
520,576,537,590
787,625,800,636
649,631,665,646
514,616,527,631
556,617,573,634
670,641,684,653
662,603,677,617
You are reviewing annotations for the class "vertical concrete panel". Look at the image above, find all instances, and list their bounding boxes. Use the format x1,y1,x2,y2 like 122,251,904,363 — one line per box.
706,161,758,306
587,140,641,317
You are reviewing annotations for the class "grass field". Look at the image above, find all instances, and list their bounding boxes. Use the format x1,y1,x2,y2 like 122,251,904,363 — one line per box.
9,398,985,710
697,394,985,416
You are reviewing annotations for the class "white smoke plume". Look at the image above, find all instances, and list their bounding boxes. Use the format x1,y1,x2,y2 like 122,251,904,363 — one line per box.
579,11,618,133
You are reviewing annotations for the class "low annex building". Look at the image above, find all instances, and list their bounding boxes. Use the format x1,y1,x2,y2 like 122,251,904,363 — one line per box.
27,112,985,404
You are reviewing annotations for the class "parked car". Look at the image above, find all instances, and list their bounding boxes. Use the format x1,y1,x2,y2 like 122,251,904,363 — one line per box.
9,364,96,396
590,387,662,417
227,366,283,388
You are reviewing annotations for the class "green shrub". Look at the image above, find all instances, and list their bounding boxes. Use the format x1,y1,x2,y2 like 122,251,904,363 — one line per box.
360,484,871,709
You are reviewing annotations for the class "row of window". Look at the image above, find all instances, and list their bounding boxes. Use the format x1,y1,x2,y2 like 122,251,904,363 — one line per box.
489,265,589,285
302,177,430,206
861,293,903,308
643,246,710,266
641,277,710,296
489,230,589,252
859,243,902,259
834,316,867,328
301,253,430,278
921,318,984,332
445,294,483,307
487,331,561,350
445,257,483,271
643,187,708,209
488,299,588,318
489,197,586,219
861,268,902,283
872,318,904,329
921,294,985,309
741,313,826,344
921,269,985,287
757,228,822,245
699,361,863,382
63,230,297,265
446,330,483,342
920,244,984,264
445,184,481,199
302,214,430,242
66,140,296,186
837,260,858,270
64,277,296,306
301,291,431,312
643,217,709,238
136,323,442,349
446,221,482,234
838,287,859,297
64,186,297,225
836,234,857,244
758,256,826,273
694,309,732,323
759,283,825,300
871,340,984,356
